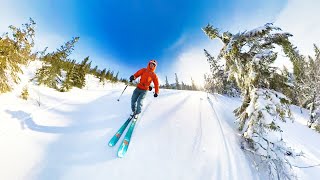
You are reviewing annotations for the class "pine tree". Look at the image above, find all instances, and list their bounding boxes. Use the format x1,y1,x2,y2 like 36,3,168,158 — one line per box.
280,42,320,130
105,69,112,80
191,77,197,91
91,65,98,76
204,49,238,96
112,71,119,82
99,68,107,84
203,23,297,179
72,56,91,89
297,44,320,128
165,76,170,89
175,73,180,90
280,41,308,106
181,81,185,90
120,78,128,84
0,18,36,93
280,66,296,104
109,71,114,82
204,74,214,93
61,63,75,92
34,37,79,90
34,59,62,89
20,86,29,100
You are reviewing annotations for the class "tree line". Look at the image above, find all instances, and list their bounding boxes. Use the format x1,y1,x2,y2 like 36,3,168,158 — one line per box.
0,18,126,94
160,73,199,91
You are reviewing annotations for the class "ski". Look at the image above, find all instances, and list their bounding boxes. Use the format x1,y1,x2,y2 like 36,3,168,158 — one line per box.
117,118,138,158
108,117,133,147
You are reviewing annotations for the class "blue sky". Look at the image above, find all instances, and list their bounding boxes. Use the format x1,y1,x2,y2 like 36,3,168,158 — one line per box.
3,0,319,86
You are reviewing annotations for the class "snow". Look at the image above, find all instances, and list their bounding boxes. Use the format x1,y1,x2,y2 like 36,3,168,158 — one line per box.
0,62,320,180
243,23,279,38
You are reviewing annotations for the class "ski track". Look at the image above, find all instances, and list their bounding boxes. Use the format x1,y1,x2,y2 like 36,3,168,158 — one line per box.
206,96,235,180
206,95,259,180
192,98,203,154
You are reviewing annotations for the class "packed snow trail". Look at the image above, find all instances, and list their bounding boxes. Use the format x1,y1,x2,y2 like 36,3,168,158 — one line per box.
1,85,319,179
57,89,258,180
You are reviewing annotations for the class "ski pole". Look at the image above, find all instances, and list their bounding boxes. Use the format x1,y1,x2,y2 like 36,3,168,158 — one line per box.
117,84,129,101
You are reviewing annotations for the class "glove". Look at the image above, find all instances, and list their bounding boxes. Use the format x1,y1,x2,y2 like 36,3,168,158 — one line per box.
129,75,135,82
149,86,153,91
154,93,158,98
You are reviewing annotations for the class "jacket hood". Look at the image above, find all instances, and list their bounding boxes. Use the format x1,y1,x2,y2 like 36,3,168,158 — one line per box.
147,60,157,72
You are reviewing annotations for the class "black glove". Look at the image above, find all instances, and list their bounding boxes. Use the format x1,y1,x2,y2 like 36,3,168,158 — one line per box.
129,75,135,82
149,86,153,91
154,93,158,98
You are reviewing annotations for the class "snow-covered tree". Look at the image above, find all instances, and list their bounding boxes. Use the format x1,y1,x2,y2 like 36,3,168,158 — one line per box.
296,45,320,129
279,40,308,106
203,23,298,179
181,81,186,90
282,43,320,130
204,49,223,93
278,66,296,105
203,49,239,96
203,74,213,93
191,77,197,91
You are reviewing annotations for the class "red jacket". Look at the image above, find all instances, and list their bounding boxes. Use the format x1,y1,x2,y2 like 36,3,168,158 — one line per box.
133,61,159,94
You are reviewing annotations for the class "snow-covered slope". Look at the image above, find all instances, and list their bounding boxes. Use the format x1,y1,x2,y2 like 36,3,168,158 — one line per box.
0,63,319,180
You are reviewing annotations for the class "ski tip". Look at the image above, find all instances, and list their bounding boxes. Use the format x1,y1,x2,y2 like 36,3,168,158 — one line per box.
108,142,114,147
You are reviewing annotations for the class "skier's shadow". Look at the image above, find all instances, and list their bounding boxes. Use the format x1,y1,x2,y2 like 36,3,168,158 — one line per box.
6,110,110,133
5,110,40,131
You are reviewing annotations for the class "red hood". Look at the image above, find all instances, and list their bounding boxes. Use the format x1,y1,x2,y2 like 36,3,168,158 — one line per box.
147,61,156,72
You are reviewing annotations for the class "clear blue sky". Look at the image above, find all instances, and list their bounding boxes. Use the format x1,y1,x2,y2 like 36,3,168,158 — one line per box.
2,0,288,84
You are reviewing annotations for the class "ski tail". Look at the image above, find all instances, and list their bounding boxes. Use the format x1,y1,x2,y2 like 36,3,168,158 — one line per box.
117,118,138,158
108,117,132,147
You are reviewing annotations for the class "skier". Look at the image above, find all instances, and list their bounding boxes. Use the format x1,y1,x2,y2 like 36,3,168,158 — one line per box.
129,59,159,119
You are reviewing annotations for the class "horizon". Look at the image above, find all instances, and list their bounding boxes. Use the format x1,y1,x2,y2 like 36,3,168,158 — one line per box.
1,0,319,86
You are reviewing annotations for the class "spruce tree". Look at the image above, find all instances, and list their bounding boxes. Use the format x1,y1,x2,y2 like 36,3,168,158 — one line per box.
73,56,91,89
113,71,119,82
61,63,75,92
181,81,185,90
106,69,111,80
34,37,79,90
191,77,197,91
298,44,320,128
175,73,180,90
20,86,29,100
0,18,36,93
280,41,308,106
91,65,98,76
204,49,238,96
203,23,297,179
99,68,107,84
165,76,170,89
